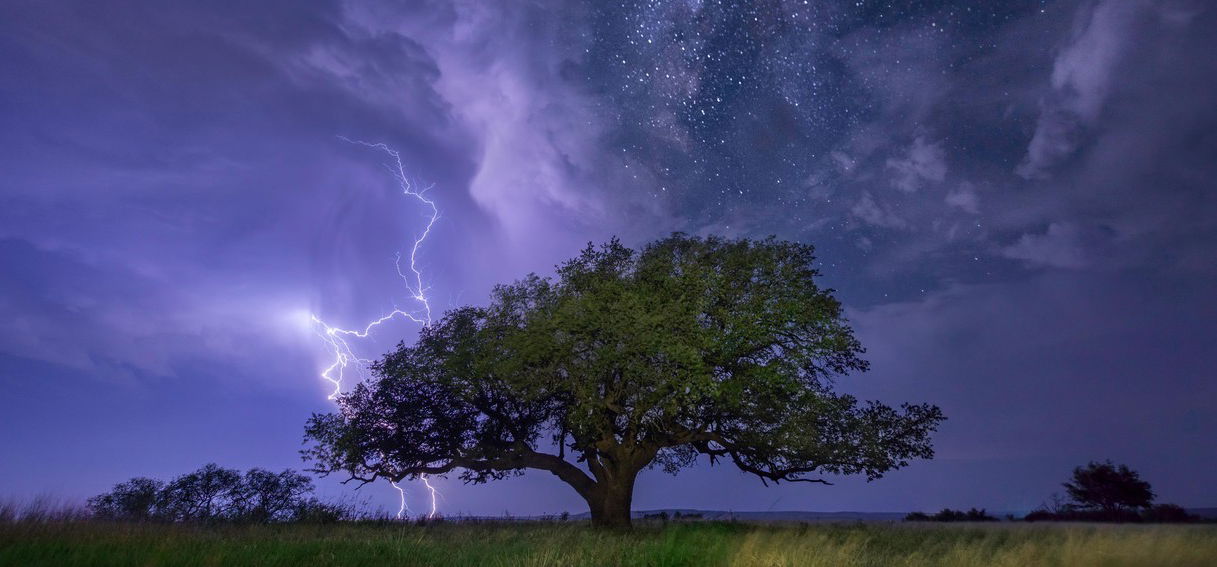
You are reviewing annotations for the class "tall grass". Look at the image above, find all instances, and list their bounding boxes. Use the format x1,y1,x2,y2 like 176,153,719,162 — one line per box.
0,518,1213,566
0,495,89,524
728,523,1217,567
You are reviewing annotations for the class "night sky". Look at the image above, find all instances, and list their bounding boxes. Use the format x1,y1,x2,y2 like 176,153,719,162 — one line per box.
2,0,1215,516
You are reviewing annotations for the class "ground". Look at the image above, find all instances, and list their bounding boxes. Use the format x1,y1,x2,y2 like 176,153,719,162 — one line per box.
1,521,1214,566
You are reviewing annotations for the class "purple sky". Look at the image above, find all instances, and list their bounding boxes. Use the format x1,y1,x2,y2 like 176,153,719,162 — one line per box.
2,0,1215,516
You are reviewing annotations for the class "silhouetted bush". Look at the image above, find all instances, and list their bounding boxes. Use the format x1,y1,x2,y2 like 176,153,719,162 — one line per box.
233,468,315,522
87,477,164,522
1064,461,1154,513
1141,503,1199,523
1022,510,1060,522
1023,461,1190,523
87,464,317,523
158,464,243,522
904,508,997,522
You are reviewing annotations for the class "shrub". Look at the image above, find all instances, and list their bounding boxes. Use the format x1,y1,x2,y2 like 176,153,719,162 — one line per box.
1063,461,1154,513
1141,503,1199,523
88,464,317,523
905,508,997,522
86,478,164,522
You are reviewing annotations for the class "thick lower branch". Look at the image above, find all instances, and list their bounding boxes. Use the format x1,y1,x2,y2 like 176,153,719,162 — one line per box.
376,445,598,500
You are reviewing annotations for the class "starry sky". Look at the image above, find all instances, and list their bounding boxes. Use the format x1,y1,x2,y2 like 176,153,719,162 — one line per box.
2,0,1215,515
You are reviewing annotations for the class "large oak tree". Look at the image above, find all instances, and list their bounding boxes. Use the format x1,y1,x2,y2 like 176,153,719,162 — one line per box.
304,235,944,527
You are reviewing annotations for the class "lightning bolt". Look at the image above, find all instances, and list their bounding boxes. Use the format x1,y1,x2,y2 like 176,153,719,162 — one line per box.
422,475,439,518
310,138,442,519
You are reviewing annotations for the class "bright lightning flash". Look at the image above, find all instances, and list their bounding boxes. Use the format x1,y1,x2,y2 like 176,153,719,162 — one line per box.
310,138,442,520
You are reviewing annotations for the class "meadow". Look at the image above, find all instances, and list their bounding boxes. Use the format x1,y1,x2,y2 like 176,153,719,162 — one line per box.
2,519,1215,567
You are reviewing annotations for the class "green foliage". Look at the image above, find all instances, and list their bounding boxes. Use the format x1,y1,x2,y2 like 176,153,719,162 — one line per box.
2,521,1216,567
304,235,944,526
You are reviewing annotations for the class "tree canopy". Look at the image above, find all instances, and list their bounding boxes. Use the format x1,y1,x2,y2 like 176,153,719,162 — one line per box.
304,235,944,527
1063,461,1155,513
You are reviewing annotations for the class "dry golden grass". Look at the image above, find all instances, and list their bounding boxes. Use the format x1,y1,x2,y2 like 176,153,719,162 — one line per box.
728,523,1217,567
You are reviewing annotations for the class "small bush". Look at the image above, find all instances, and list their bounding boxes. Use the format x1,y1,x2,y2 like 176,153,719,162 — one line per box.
904,508,997,522
1142,503,1199,523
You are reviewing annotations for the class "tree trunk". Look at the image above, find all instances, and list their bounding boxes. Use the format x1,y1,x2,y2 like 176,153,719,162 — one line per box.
586,473,637,528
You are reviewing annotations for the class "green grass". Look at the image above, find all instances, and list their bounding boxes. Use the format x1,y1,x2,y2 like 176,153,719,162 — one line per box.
1,521,1214,566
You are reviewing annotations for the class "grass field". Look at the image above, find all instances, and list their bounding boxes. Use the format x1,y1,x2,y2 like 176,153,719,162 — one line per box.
1,520,1215,567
